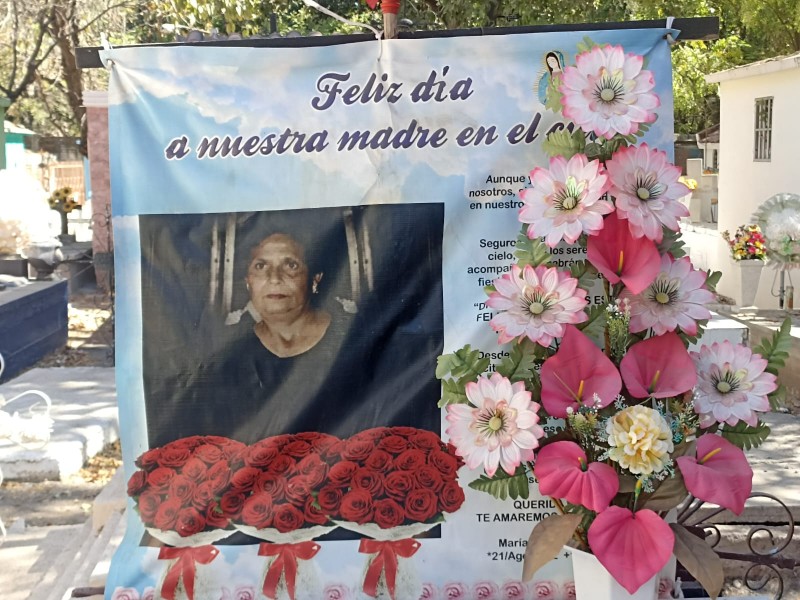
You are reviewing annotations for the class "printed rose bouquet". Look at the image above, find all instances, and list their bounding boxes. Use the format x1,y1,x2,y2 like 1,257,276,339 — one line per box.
722,224,767,261
437,41,791,598
128,435,246,545
227,431,341,541
319,426,466,534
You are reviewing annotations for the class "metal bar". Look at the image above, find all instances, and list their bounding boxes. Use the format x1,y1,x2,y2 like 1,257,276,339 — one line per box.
209,217,220,308
222,214,236,315
342,208,361,301
77,17,719,69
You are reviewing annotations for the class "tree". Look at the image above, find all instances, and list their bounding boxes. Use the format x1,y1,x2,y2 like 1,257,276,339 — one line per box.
0,0,128,149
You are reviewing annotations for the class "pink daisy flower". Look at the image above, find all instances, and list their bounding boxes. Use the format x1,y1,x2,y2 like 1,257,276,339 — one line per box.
519,154,612,248
606,143,690,242
692,341,777,428
620,253,715,336
559,45,660,139
487,264,589,347
446,372,544,477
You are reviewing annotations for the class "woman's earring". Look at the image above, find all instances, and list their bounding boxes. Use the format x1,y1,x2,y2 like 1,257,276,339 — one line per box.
312,272,323,295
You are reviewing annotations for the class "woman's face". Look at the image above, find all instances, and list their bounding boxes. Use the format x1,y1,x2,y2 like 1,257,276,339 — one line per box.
246,233,310,318
546,54,560,71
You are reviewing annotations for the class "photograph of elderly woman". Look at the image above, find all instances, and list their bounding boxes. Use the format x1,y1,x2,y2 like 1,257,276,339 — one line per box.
139,204,444,448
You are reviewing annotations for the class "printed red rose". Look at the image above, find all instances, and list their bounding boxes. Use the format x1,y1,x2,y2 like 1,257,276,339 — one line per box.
394,449,426,471
339,489,374,524
446,443,466,469
342,439,373,462
283,440,313,458
378,435,409,455
219,491,246,519
219,440,247,460
176,507,207,537
267,455,297,475
202,435,239,449
255,472,287,499
439,481,466,513
169,475,198,505
304,497,329,526
204,503,230,529
154,498,183,530
157,447,192,469
230,467,261,492
428,450,458,478
243,445,279,468
323,440,347,460
404,489,438,522
305,432,340,454
273,504,305,533
328,461,359,487
351,468,384,496
191,481,217,511
170,435,205,450
374,498,406,529
383,471,415,502
206,462,231,494
409,431,441,452
285,475,313,507
147,467,176,494
181,457,208,482
316,486,343,515
297,454,329,488
194,444,224,465
364,450,393,472
127,471,147,496
390,426,419,437
136,448,161,470
241,492,274,529
414,465,445,492
137,491,161,524
350,428,386,443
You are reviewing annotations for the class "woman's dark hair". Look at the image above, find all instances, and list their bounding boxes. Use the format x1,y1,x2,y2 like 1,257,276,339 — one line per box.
545,51,562,74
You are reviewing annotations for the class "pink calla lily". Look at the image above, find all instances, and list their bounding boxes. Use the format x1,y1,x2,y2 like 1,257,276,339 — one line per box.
588,506,674,594
534,441,619,512
620,333,697,398
540,326,622,417
675,434,753,515
586,211,661,295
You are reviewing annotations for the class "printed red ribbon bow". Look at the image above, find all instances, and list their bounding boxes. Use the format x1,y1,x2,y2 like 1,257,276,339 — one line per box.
157,546,219,600
258,541,321,600
359,538,421,600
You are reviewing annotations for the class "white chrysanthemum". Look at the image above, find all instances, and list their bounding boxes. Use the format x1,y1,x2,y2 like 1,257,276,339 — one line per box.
446,372,544,477
606,405,673,475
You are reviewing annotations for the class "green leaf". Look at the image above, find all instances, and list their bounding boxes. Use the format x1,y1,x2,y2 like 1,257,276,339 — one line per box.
495,340,541,382
704,270,722,294
670,523,724,599
752,317,792,374
436,345,490,380
522,513,582,581
575,36,599,54
658,228,687,259
642,471,688,512
541,128,586,160
569,260,599,292
437,378,469,408
468,465,530,501
516,226,552,268
584,142,602,160
720,420,771,450
768,383,787,411
576,304,607,344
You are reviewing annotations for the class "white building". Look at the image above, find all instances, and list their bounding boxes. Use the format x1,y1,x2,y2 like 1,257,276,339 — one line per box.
682,52,800,308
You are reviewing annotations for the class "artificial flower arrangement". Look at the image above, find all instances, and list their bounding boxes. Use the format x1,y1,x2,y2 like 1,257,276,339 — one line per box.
436,41,792,599
722,224,767,261
753,193,800,268
47,186,79,236
678,176,697,192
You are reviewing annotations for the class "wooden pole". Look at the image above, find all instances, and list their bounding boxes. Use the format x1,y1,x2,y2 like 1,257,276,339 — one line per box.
382,0,400,39
0,98,9,171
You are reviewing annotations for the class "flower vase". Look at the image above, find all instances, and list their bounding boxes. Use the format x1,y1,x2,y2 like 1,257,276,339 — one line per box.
733,260,763,307
570,548,657,600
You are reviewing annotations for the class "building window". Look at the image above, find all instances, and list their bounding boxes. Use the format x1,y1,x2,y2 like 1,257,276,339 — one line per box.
754,97,773,161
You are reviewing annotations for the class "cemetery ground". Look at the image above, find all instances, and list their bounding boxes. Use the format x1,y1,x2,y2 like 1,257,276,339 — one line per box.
0,286,799,598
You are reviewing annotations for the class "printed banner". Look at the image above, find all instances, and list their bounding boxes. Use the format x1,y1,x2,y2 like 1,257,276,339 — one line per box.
106,27,676,600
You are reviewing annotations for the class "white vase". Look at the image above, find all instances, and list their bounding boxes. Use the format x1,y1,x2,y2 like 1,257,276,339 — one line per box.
732,260,763,307
570,547,658,600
